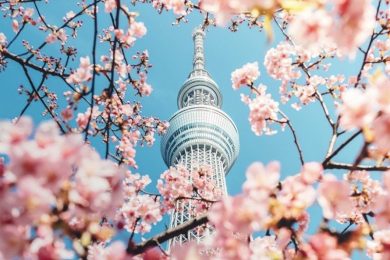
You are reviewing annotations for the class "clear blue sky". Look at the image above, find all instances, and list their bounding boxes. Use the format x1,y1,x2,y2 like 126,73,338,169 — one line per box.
0,1,368,257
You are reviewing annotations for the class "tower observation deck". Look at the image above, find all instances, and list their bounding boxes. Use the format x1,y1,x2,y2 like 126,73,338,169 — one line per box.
160,28,240,247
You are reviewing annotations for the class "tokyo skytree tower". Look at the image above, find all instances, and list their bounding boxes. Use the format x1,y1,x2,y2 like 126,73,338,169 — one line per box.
160,28,240,246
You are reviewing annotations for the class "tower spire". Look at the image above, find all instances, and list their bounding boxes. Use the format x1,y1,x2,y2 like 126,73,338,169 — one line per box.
189,27,208,78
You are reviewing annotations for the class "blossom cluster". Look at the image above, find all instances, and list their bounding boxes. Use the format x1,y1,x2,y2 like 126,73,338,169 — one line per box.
339,73,390,155
289,0,375,57
158,165,222,215
201,0,375,58
201,161,390,259
115,171,163,234
205,162,318,259
231,62,283,135
0,117,126,259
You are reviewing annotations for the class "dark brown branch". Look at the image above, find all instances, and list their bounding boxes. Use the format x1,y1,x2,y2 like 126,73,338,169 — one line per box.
21,65,66,133
279,111,305,165
325,162,390,172
17,73,46,119
353,0,383,88
23,0,102,62
3,51,69,77
84,0,98,142
322,130,362,167
127,214,208,256
7,22,26,49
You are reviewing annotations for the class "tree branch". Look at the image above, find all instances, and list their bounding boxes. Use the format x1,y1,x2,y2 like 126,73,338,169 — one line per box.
325,162,390,172
322,130,362,167
127,214,209,256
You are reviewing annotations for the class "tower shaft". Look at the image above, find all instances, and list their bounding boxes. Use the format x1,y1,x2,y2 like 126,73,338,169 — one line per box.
161,27,239,249
170,145,227,245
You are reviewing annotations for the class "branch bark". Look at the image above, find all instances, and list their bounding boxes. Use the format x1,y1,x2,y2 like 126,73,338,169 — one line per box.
127,214,208,256
325,162,390,172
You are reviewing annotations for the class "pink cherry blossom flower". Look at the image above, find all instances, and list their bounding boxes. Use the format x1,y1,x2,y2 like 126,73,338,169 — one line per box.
209,194,267,235
289,9,333,51
76,106,99,130
70,150,126,214
166,0,186,16
16,176,56,224
201,0,277,25
22,8,34,23
264,42,302,82
249,236,283,260
231,62,260,89
338,88,377,130
372,114,390,154
130,22,147,38
243,161,280,200
332,0,375,57
12,19,19,33
248,93,280,136
0,224,30,259
342,171,384,222
61,107,73,121
66,56,93,85
279,175,316,218
307,232,350,259
367,230,390,260
87,241,128,260
116,194,162,233
317,174,354,219
115,29,136,47
27,226,74,260
170,242,204,260
0,116,32,152
104,0,117,13
300,162,323,185
371,74,390,114
139,82,152,96
157,165,197,211
0,33,6,45
289,0,374,57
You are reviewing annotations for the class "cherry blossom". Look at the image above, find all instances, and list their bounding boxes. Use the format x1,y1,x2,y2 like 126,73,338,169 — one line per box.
231,62,260,89
243,161,280,199
300,162,323,185
158,165,221,216
130,22,147,38
289,9,333,51
340,171,384,224
338,88,377,130
264,42,302,82
0,33,6,45
317,174,354,220
367,230,390,260
248,92,280,135
249,236,283,260
87,241,128,260
116,194,163,233
303,231,351,259
201,0,278,25
66,56,93,85
289,0,375,57
104,0,117,13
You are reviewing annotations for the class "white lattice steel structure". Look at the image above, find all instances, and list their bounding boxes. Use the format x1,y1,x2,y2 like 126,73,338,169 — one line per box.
161,28,239,247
